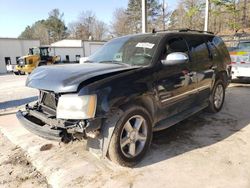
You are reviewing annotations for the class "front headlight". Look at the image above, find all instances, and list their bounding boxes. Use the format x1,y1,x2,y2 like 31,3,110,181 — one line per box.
56,94,97,120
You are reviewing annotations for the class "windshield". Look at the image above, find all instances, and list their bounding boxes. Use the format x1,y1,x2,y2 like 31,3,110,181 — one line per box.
238,42,250,51
87,35,161,66
28,47,49,56
40,48,49,56
32,48,40,55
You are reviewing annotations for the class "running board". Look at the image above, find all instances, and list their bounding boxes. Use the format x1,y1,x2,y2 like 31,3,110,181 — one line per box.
153,103,208,132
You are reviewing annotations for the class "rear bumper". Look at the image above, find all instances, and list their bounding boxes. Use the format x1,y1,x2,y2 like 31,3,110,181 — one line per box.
16,110,66,141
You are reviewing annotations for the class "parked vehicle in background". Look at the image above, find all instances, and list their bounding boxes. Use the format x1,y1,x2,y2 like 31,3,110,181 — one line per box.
6,59,15,72
13,46,60,75
17,29,231,167
229,41,250,81
79,57,89,64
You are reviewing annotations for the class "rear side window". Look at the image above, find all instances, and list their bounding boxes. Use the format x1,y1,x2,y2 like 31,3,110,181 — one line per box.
208,36,230,63
185,35,210,62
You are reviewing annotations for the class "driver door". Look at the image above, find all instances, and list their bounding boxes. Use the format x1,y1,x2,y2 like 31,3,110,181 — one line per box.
155,36,198,120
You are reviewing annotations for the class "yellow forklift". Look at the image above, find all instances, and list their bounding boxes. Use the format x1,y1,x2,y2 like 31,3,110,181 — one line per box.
14,46,59,75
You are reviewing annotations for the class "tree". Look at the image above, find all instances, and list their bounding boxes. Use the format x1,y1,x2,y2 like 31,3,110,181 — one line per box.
111,8,131,36
126,0,161,33
46,9,68,42
19,26,33,39
19,9,67,44
19,20,49,44
68,11,108,40
169,0,204,30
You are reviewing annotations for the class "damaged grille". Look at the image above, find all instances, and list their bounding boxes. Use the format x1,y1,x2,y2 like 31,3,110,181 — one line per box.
39,91,58,114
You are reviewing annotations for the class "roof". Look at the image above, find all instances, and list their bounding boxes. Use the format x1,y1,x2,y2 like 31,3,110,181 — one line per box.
51,39,82,47
0,37,40,41
50,39,106,47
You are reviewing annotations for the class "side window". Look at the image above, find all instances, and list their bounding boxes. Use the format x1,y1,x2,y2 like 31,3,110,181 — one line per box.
5,57,11,65
163,37,189,58
75,55,80,62
65,55,70,62
185,36,210,62
212,36,230,61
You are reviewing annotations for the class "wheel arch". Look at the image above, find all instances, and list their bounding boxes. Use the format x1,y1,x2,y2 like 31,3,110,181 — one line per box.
215,70,228,86
91,95,156,158
117,95,156,124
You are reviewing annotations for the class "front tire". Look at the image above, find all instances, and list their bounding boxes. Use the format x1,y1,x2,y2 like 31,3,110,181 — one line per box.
207,80,225,113
108,106,152,167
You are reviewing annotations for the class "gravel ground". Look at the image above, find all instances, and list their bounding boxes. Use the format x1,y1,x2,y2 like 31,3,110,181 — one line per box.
0,132,48,188
0,74,37,112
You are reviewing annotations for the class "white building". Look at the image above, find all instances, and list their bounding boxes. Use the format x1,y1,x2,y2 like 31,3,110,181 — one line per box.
0,38,106,74
50,39,106,62
0,38,40,73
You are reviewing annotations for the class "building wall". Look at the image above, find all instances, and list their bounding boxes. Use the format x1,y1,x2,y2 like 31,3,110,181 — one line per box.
50,40,106,62
50,47,84,62
83,41,105,57
0,38,40,73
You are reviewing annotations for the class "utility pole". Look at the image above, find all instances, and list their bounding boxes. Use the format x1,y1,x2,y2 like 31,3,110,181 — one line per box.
142,0,147,33
162,0,166,30
242,0,247,30
204,0,209,31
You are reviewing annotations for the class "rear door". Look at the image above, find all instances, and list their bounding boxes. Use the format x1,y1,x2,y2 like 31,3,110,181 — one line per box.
184,34,214,103
155,36,197,121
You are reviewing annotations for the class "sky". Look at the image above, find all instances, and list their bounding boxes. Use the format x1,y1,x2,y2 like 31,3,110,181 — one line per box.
0,0,178,38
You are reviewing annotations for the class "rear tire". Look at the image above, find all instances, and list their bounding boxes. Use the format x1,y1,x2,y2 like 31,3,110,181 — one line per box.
207,80,225,113
108,106,152,167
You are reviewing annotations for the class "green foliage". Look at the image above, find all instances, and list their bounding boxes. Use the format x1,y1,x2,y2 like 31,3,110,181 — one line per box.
19,9,67,44
46,9,68,42
126,0,162,32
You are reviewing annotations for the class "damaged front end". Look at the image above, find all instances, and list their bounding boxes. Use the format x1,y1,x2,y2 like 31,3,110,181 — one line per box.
16,90,102,143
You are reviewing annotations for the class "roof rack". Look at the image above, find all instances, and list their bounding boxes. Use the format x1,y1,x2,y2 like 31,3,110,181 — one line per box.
152,28,214,35
179,28,214,34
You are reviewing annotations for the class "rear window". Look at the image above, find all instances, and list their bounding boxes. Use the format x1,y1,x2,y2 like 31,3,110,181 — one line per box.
238,42,250,51
208,36,230,62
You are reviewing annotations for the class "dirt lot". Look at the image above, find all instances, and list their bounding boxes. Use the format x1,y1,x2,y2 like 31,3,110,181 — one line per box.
1,74,250,188
0,132,48,188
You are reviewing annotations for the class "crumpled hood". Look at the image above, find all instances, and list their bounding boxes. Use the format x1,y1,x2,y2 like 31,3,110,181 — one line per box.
26,63,137,93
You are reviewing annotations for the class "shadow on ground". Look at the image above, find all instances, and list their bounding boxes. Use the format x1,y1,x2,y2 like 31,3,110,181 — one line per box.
0,96,37,110
137,84,250,167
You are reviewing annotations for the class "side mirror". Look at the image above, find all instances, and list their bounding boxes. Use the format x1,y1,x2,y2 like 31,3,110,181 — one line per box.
162,52,189,65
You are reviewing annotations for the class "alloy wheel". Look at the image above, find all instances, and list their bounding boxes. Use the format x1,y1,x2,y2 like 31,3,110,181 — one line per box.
214,84,224,109
119,115,148,158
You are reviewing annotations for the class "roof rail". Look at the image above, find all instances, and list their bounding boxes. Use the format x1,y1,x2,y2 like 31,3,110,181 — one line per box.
152,28,214,35
152,28,179,33
178,28,214,34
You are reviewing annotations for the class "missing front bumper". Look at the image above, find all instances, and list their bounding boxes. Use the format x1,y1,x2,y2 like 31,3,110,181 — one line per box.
16,107,103,142
16,110,67,141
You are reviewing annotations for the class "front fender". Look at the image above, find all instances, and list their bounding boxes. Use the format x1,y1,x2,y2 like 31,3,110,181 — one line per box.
86,108,124,158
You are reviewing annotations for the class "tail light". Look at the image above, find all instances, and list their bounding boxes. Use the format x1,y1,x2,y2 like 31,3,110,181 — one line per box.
240,62,246,64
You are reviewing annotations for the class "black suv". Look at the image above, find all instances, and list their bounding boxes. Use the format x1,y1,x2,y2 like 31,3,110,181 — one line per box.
17,30,231,166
